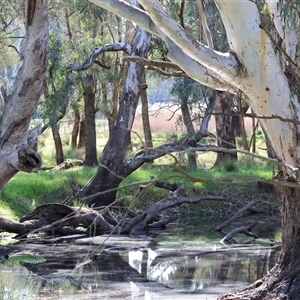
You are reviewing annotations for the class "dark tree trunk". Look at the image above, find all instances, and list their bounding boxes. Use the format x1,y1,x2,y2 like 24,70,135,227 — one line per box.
220,187,300,300
83,27,151,207
78,119,85,149
237,94,249,151
71,104,80,149
51,122,64,165
127,132,133,151
214,91,237,165
83,74,98,166
249,112,258,153
140,71,153,148
265,133,276,159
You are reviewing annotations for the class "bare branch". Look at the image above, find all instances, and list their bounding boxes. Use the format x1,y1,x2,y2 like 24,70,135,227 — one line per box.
191,145,298,173
66,42,131,73
215,197,265,231
122,194,228,233
138,0,239,78
122,56,188,77
196,0,214,48
220,222,259,245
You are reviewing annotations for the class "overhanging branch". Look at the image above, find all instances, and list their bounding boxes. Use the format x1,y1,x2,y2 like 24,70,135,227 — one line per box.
122,56,188,77
89,0,238,93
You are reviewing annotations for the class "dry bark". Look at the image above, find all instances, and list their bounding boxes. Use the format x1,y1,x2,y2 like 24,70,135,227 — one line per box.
0,0,48,188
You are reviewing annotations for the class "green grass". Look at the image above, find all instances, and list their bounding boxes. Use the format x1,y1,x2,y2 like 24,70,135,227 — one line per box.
0,167,96,219
119,157,273,207
0,156,274,220
1,120,275,220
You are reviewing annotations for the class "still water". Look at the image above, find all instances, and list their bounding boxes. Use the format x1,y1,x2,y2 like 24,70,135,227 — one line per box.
0,219,281,300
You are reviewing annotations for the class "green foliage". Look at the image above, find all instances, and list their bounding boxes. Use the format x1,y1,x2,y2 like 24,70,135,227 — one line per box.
119,157,273,209
278,0,300,23
0,252,46,265
0,1,23,67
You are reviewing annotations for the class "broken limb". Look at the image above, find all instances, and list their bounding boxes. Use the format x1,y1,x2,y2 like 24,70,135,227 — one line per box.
215,196,265,231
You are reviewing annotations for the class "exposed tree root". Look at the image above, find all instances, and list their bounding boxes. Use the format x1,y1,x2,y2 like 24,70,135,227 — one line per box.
218,262,300,300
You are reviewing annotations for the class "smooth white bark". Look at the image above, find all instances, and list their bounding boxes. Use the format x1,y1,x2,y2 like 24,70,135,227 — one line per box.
89,0,236,92
138,0,240,83
90,0,299,172
215,0,298,170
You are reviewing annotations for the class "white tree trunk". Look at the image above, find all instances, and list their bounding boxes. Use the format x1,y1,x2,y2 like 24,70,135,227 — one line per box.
88,0,300,298
90,0,299,173
0,0,48,188
215,1,298,172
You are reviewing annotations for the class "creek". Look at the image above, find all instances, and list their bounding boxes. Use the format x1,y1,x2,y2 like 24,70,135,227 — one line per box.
0,216,281,300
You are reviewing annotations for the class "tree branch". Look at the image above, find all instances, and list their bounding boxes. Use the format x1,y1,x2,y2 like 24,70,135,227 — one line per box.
215,197,265,231
89,0,238,93
66,42,131,73
138,0,239,79
220,222,259,245
122,194,228,233
196,0,214,48
122,56,188,77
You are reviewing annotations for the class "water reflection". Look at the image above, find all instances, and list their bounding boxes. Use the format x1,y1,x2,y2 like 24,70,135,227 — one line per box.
129,243,280,296
0,233,281,300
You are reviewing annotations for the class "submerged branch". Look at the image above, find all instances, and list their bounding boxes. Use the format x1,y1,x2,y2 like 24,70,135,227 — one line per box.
220,221,259,245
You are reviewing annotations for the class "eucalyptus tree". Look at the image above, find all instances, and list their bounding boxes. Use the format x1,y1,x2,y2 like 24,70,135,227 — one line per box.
0,0,48,188
156,0,238,166
88,0,300,298
0,1,24,108
43,0,118,166
41,32,70,165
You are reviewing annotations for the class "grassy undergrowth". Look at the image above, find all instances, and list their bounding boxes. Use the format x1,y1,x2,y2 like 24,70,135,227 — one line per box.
0,167,96,220
0,121,275,220
0,156,274,221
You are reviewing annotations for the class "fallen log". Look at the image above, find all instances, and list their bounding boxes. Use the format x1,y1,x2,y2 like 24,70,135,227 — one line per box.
220,221,258,245
122,194,228,233
215,196,265,231
0,193,228,238
0,204,113,238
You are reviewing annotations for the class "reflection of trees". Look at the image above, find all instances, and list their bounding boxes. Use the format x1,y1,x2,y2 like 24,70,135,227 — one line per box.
13,243,168,298
148,247,281,291
6,241,282,297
